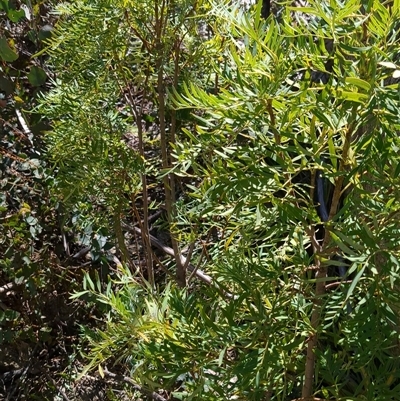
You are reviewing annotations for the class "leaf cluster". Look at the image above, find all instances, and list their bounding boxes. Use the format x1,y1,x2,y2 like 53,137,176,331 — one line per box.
41,0,400,400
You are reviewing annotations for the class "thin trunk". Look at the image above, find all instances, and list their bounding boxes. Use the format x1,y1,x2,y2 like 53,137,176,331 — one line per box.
302,108,356,397
119,73,154,285
155,0,185,288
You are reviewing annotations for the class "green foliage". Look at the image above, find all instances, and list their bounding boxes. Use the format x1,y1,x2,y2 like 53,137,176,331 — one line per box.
42,0,400,400
0,2,96,398
169,1,400,398
0,0,52,97
0,36,18,62
38,0,210,219
0,0,26,23
76,269,307,400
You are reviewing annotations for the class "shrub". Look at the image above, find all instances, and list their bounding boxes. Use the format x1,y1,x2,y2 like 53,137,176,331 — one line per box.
42,0,400,399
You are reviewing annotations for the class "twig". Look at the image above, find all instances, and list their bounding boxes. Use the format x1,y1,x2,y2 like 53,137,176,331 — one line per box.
6,344,39,401
182,241,195,272
15,109,33,144
132,226,212,285
121,68,154,286
103,368,167,401
123,225,235,298
62,231,70,257
1,368,24,383
135,208,165,227
291,398,328,401
46,374,72,401
187,230,213,284
182,242,198,285
302,107,357,398
325,279,352,290
109,254,124,269
127,206,172,277
71,246,91,259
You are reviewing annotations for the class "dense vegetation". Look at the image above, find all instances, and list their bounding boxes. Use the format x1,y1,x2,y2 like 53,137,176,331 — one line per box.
1,0,400,400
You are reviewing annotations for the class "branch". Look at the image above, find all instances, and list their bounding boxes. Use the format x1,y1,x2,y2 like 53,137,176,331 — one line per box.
303,107,357,398
71,246,91,260
261,0,271,19
15,109,33,145
291,398,328,401
132,226,212,285
122,224,235,298
103,368,167,401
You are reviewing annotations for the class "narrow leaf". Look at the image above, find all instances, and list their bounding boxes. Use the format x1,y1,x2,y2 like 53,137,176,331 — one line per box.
345,265,366,303
378,61,397,69
345,77,371,91
333,231,365,251
69,290,89,299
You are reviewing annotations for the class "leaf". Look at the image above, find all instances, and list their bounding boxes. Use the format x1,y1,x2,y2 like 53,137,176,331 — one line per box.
0,74,15,95
0,0,9,11
333,231,365,251
98,364,104,378
69,290,89,299
224,226,240,250
344,265,366,303
25,215,38,225
378,61,397,69
83,273,95,291
20,4,30,20
312,108,335,128
28,66,47,87
218,347,226,367
337,90,368,103
339,43,371,53
38,25,53,42
394,161,400,178
345,77,371,92
392,70,400,79
0,36,18,62
327,136,337,169
7,8,25,22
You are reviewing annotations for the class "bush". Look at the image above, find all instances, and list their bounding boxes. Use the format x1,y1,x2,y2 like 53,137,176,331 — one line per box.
41,0,400,400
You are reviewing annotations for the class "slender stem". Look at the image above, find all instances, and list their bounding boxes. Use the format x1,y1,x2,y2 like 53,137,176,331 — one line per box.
302,107,357,397
267,99,280,145
117,59,154,284
155,0,186,287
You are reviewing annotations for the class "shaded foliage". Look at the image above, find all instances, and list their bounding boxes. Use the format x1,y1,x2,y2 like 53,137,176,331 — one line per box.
3,0,400,400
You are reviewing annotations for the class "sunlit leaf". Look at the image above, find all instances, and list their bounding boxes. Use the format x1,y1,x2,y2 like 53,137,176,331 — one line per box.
392,70,400,79
345,77,371,91
378,61,397,69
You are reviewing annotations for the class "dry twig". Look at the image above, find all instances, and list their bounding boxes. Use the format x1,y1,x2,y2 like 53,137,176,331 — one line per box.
103,368,167,401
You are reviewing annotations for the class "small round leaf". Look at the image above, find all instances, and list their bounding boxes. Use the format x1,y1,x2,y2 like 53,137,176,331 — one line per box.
28,66,47,87
0,36,18,62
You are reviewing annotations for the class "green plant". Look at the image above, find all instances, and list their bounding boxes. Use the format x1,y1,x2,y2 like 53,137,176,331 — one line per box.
41,0,400,400
171,1,400,398
0,2,99,398
39,0,210,285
